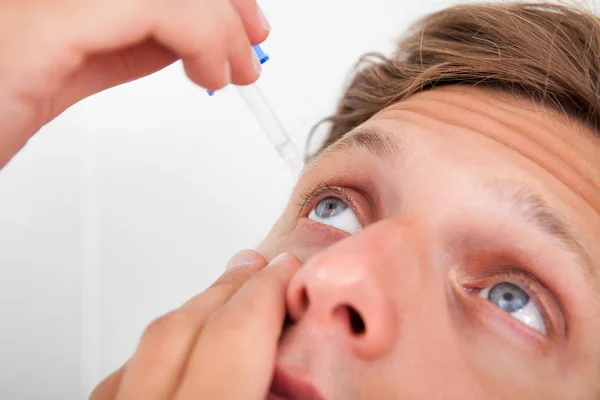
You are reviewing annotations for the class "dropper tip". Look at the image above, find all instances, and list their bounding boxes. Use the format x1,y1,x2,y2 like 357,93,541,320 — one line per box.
287,157,304,175
276,141,304,175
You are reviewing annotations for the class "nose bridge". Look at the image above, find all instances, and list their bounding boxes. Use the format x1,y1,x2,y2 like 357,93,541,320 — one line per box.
313,217,428,298
286,218,429,359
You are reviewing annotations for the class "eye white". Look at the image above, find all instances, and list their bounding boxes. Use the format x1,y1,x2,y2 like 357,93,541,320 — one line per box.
479,282,546,335
308,197,362,235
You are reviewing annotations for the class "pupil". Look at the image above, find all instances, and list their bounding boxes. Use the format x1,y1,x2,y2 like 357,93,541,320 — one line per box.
316,197,347,218
488,282,529,314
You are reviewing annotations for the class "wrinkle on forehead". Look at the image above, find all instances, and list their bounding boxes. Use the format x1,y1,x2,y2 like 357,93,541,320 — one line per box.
379,86,600,217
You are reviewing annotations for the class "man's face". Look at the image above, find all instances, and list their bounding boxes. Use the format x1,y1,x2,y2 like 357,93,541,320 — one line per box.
258,86,600,399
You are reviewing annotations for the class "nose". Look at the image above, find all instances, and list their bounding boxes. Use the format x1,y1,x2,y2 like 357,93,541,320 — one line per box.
286,223,414,359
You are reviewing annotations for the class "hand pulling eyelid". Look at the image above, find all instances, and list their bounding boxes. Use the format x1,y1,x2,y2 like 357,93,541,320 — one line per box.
208,45,304,175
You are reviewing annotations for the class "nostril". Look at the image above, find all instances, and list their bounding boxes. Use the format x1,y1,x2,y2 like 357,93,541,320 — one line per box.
348,306,366,335
301,287,309,310
333,305,366,336
283,312,294,329
289,286,310,322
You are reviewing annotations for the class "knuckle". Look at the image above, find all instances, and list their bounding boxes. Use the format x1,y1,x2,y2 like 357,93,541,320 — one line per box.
184,32,225,61
224,7,245,33
211,265,260,289
211,274,238,288
88,382,105,400
89,368,121,400
227,28,250,54
204,304,247,334
140,310,192,350
225,15,249,46
116,49,138,81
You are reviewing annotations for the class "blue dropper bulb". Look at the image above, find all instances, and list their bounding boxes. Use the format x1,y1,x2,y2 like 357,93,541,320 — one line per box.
208,45,270,96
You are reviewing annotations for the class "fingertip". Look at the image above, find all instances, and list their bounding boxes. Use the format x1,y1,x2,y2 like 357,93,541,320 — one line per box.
224,61,232,85
228,46,262,86
216,252,301,333
230,70,260,87
249,4,271,44
249,27,270,47
230,0,271,45
226,249,266,271
257,6,271,31
267,253,295,267
89,366,124,400
256,253,303,284
183,55,230,92
267,253,303,276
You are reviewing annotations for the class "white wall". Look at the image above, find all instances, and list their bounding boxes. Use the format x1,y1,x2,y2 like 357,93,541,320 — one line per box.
0,0,530,398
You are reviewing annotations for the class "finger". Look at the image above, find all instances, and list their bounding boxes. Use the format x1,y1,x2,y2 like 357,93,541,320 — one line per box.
89,365,125,400
206,250,268,290
114,250,267,400
151,0,251,91
229,0,271,45
51,39,177,121
223,6,262,86
66,0,259,95
174,253,302,400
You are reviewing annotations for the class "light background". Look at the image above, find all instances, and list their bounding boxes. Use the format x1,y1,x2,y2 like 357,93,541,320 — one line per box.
0,0,592,398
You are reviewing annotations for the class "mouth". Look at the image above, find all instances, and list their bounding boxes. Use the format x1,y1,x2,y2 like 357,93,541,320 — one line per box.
267,367,325,400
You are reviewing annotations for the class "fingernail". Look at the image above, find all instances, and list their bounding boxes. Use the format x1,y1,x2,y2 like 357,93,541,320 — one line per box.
224,61,231,84
257,6,271,31
252,50,262,75
226,250,260,270
268,253,292,267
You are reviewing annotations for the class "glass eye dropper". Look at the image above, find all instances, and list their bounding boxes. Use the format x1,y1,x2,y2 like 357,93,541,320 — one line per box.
208,45,304,174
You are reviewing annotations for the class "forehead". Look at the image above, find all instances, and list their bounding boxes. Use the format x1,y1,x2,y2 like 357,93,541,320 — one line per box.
330,86,600,269
372,86,600,205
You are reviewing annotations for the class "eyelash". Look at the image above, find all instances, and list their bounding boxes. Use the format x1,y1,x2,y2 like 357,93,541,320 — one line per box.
297,184,366,222
462,268,560,338
296,183,563,341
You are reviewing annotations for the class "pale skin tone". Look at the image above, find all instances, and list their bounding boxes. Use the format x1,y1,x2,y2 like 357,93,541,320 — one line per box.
258,86,600,399
1,1,600,400
0,0,268,168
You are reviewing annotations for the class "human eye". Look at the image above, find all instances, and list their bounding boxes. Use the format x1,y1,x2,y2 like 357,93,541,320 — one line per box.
300,185,365,235
457,260,569,342
308,196,362,235
478,282,545,334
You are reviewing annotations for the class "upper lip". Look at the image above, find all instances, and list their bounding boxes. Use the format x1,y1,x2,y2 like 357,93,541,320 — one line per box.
268,367,326,400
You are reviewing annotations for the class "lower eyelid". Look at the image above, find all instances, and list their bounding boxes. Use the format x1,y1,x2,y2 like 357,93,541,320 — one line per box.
475,285,549,332
471,295,550,349
451,278,564,349
461,270,565,335
295,218,352,247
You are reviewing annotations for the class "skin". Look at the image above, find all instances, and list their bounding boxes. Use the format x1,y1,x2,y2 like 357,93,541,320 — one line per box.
2,1,600,399
258,85,600,399
0,0,268,168
94,85,600,399
91,251,303,400
1,1,304,399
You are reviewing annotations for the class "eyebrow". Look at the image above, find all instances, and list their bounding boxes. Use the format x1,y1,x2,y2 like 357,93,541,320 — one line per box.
483,178,595,277
319,126,596,277
323,126,402,159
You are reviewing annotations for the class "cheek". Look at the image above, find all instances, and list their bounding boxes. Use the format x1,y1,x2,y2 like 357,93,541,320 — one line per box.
258,219,351,263
457,330,568,399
